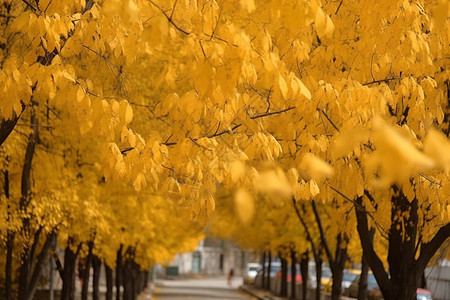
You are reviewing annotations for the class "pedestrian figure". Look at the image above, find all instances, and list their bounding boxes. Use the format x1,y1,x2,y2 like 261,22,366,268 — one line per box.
227,268,234,286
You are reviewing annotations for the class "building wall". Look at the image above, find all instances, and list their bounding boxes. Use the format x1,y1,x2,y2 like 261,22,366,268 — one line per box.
425,262,450,300
170,237,258,276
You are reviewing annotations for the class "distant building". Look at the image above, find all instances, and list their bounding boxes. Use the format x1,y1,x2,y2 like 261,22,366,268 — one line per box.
167,237,258,276
425,259,450,300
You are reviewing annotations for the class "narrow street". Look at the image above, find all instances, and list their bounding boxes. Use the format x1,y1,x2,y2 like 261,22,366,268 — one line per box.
152,276,259,300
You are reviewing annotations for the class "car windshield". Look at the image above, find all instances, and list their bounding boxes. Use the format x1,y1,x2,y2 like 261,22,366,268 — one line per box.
343,273,359,281
367,274,379,290
322,268,332,278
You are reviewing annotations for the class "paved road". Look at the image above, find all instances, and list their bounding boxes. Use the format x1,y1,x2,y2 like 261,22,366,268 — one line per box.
152,276,259,300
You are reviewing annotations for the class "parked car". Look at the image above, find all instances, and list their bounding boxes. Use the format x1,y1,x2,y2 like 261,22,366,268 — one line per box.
347,274,433,300
243,263,262,284
320,267,332,289
323,269,360,293
416,288,433,300
346,273,380,299
276,264,302,283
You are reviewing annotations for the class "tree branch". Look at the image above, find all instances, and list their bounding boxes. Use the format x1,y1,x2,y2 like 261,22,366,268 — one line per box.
311,201,334,266
417,223,450,275
292,198,318,258
362,77,401,86
21,0,37,11
251,107,295,119
354,196,393,298
148,0,191,35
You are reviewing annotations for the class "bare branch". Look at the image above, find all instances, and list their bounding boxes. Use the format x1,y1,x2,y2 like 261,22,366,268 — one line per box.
251,106,295,119
320,109,340,132
362,77,401,86
148,0,191,36
21,0,37,12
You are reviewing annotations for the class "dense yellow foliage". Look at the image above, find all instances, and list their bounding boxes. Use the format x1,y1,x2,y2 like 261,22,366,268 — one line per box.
0,0,449,296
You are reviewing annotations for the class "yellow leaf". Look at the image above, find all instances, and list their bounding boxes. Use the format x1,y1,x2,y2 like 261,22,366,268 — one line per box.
279,74,289,100
119,101,133,124
229,161,246,182
310,179,320,197
240,0,255,13
133,173,146,191
234,188,254,224
424,129,450,175
77,86,84,102
300,153,334,181
254,169,292,197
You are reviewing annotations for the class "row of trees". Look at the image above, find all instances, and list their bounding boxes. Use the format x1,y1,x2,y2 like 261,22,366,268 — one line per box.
1,1,449,300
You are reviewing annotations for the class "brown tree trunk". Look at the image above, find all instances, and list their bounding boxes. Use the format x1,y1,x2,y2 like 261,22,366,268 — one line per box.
314,254,322,300
122,258,134,300
105,263,114,300
92,255,102,300
266,251,272,291
4,166,14,300
18,106,39,300
330,234,348,300
5,230,14,300
355,190,450,300
290,250,297,299
27,233,54,300
81,241,94,300
0,104,25,147
300,251,309,300
116,245,123,300
358,228,374,300
280,254,288,297
60,241,81,300
261,251,266,289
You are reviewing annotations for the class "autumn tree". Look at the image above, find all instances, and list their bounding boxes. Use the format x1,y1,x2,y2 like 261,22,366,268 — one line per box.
1,2,449,300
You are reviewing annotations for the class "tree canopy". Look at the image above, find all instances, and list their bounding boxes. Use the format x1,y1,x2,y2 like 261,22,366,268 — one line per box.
0,0,449,299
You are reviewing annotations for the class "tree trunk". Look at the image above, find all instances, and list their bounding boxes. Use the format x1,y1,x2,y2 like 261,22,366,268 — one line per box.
61,242,81,300
5,231,14,300
122,259,133,300
330,234,348,300
81,241,94,300
27,233,54,300
18,106,39,300
116,245,123,300
105,263,114,300
93,255,102,300
300,251,309,300
358,228,374,300
280,255,288,297
358,255,370,300
261,251,266,289
290,250,297,299
5,167,14,300
314,254,322,300
0,105,25,147
355,190,450,300
266,251,272,291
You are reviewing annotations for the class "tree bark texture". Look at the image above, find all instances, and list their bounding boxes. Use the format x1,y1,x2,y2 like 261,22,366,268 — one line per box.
358,228,374,300
356,190,450,300
300,251,309,300
105,263,114,300
60,241,81,300
92,255,102,300
116,245,123,300
290,250,297,300
280,255,288,297
81,241,94,300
